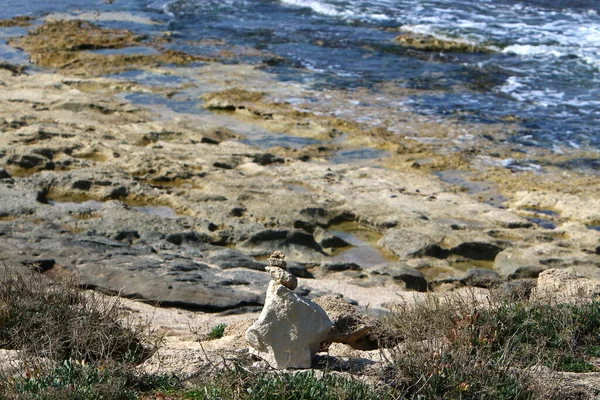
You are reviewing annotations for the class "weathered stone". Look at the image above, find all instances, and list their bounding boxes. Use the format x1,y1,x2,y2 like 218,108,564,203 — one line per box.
253,153,284,166
460,268,503,288
313,295,378,350
321,262,361,272
0,61,26,76
166,231,210,246
371,263,428,292
286,262,313,278
393,32,493,53
0,169,11,180
207,249,265,271
314,228,350,248
245,281,332,369
536,269,600,301
499,279,537,301
377,229,440,259
267,250,287,269
7,154,44,169
266,266,297,290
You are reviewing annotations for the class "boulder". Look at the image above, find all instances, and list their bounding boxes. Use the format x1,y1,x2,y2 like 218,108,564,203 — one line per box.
371,263,428,292
377,229,440,259
313,295,379,350
245,281,332,369
536,269,600,301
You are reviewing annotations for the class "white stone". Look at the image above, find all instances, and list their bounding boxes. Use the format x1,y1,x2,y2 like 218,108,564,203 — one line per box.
245,281,333,369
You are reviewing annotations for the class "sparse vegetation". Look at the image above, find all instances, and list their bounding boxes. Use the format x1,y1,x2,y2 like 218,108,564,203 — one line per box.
179,366,387,400
0,261,164,399
0,265,152,364
207,323,228,340
2,259,600,399
383,290,600,399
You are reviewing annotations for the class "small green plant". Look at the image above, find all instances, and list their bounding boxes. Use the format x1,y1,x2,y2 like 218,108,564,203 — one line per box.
206,323,227,340
6,359,181,400
181,365,388,400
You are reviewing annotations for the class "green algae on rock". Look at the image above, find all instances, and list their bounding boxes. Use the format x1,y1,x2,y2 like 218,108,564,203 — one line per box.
8,20,213,76
0,16,34,28
393,32,493,53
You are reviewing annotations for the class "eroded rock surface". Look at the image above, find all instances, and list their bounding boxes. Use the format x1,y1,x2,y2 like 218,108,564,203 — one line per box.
313,295,379,351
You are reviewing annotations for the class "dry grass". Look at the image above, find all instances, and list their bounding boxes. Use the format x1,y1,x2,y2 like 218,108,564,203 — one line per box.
382,288,600,399
0,260,165,398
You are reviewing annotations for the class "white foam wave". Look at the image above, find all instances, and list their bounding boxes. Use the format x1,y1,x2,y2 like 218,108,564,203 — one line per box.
502,44,564,57
279,0,342,17
148,0,176,17
278,0,390,21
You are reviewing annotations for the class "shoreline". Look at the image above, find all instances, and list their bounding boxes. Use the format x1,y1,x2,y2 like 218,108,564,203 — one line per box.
0,17,599,315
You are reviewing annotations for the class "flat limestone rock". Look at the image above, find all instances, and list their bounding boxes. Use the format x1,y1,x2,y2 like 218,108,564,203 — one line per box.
245,281,333,369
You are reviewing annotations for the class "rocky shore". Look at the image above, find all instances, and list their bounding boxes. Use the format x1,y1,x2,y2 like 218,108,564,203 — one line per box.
0,16,599,360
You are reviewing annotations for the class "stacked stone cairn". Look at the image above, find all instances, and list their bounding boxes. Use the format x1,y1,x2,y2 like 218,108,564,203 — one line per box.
245,251,333,369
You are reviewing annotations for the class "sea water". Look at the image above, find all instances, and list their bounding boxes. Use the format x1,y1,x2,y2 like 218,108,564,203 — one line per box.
1,0,598,166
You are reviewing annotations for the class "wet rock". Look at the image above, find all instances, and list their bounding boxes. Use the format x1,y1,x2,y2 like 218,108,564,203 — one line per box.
371,263,428,292
313,294,379,350
0,62,26,76
202,88,264,110
460,268,503,288
393,33,492,53
0,16,34,28
8,20,206,76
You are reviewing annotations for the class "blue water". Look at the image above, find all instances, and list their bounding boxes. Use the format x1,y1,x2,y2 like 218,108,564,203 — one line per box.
1,0,599,164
